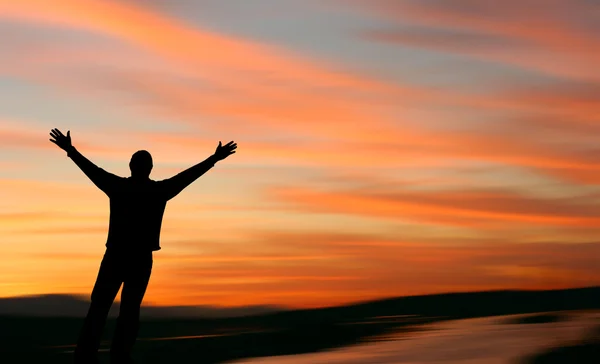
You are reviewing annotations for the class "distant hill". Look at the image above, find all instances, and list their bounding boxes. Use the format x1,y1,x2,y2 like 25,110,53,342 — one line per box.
329,286,600,319
237,286,600,327
0,294,284,318
1,286,600,319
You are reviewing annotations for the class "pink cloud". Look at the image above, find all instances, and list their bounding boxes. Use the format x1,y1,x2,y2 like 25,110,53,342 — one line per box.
360,0,599,81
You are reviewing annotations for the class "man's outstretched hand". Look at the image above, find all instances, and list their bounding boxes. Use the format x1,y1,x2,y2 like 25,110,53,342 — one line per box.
49,128,72,151
213,141,237,161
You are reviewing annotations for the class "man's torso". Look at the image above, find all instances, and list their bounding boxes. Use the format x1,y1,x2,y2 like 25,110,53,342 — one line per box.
106,178,167,252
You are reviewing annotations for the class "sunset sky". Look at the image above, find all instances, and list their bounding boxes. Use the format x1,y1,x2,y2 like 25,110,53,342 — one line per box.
0,0,599,308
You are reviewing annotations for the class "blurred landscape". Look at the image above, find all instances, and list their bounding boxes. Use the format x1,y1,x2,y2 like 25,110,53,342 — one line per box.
2,286,600,363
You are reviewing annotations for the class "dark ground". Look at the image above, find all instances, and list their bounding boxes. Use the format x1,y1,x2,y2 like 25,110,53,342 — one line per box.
2,286,600,363
522,318,600,364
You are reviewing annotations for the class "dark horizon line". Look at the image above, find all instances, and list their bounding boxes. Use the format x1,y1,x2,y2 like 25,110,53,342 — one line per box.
2,284,599,311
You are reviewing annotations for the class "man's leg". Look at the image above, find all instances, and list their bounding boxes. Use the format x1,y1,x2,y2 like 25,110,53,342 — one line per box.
110,252,153,364
74,252,123,364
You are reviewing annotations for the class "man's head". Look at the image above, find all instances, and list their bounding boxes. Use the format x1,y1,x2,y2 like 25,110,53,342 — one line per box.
129,150,153,178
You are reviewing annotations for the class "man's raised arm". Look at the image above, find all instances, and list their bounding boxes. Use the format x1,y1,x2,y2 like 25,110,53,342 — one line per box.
159,141,237,201
49,128,120,196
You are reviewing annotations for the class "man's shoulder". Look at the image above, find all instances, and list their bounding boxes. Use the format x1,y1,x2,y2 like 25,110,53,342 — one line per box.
100,168,126,181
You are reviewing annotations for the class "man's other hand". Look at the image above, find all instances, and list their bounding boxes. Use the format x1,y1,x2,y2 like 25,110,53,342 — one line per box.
213,141,237,161
49,128,72,151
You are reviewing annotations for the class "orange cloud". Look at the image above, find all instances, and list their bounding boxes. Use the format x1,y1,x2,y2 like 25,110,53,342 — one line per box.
8,224,600,307
137,122,600,185
492,83,600,135
268,186,600,228
0,122,52,151
147,233,600,306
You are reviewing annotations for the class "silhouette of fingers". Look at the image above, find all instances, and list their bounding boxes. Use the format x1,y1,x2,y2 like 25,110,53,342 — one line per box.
51,130,63,140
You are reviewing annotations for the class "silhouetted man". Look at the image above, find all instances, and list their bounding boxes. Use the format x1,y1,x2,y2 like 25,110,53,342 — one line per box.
49,128,237,364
